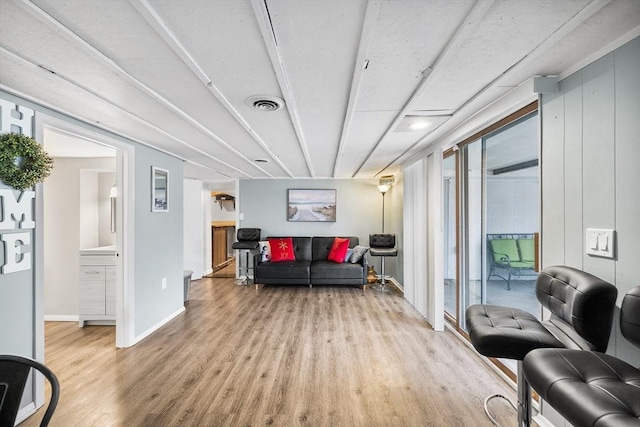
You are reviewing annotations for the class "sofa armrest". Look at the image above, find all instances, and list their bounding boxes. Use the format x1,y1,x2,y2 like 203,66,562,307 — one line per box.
253,253,263,270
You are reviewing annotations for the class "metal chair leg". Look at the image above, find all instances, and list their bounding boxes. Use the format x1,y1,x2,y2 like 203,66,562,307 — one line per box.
372,256,389,292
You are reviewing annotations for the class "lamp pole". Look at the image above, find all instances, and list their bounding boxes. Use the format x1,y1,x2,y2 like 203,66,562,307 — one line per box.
377,184,390,233
381,190,386,233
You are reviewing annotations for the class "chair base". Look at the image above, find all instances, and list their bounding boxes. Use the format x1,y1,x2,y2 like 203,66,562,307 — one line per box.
371,283,391,292
481,361,531,427
236,249,254,286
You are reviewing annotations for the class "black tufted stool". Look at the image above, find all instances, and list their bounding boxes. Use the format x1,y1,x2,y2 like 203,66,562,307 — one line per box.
369,234,398,292
523,286,640,427
231,228,260,285
465,265,618,427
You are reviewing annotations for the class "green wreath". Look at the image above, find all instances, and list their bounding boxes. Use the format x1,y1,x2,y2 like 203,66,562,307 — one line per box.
0,132,54,191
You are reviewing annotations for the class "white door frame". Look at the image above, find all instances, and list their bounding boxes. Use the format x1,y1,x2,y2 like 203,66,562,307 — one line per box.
34,113,136,349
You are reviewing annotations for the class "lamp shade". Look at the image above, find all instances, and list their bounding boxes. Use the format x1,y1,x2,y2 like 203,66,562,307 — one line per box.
378,184,391,194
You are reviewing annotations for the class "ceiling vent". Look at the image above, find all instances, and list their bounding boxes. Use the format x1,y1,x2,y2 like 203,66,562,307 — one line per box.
246,95,285,111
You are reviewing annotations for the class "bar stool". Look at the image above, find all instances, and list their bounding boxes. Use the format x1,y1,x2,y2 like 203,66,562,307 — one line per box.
465,266,618,427
523,285,640,427
231,228,260,285
369,234,397,292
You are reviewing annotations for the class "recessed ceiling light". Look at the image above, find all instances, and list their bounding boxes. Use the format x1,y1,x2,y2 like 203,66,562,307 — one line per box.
245,95,285,111
408,120,432,130
394,113,452,133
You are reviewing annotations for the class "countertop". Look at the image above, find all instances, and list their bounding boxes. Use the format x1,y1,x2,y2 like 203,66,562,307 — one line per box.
79,245,117,256
211,221,235,227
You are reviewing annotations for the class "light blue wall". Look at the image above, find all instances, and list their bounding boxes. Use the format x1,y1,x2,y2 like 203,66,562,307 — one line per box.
540,37,640,426
238,178,403,282
134,145,184,336
0,89,185,353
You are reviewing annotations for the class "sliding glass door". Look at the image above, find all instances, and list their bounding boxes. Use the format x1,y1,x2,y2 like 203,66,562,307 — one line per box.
443,104,540,334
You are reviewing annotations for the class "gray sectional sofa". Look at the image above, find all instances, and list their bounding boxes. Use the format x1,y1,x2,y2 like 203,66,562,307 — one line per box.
253,236,368,288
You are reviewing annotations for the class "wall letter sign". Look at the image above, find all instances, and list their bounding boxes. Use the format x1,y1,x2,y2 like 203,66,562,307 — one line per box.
0,190,35,275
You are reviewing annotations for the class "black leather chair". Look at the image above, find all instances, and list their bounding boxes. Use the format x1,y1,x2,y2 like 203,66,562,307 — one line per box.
0,355,60,427
231,228,260,285
369,234,398,292
465,265,618,427
523,286,640,427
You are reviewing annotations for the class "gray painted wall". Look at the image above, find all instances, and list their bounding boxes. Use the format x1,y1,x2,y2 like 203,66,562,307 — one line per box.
1,88,185,354
0,97,40,418
134,145,184,337
540,37,640,425
238,178,403,283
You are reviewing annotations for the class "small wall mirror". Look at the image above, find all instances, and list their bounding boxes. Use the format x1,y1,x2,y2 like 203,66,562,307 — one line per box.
151,166,168,212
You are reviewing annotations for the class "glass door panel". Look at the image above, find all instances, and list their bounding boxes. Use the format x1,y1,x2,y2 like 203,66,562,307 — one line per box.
443,154,457,320
483,113,539,318
444,108,540,339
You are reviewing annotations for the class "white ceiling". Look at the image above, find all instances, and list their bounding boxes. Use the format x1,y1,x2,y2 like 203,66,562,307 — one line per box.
1,0,638,184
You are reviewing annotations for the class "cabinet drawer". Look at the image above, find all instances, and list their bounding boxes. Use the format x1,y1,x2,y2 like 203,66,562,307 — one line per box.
80,266,106,281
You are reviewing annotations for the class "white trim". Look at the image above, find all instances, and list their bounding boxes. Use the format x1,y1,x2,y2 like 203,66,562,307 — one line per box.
28,99,137,349
203,268,213,276
44,315,79,322
15,402,36,425
387,277,403,293
131,306,186,346
532,414,556,427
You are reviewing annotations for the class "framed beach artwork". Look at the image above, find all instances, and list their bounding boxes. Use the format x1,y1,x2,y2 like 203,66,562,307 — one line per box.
287,189,336,222
151,166,169,212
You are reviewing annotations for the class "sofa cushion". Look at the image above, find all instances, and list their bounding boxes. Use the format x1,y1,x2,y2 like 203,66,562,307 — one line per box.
311,260,364,281
344,248,354,263
327,237,350,263
312,236,359,262
255,260,311,284
268,237,296,262
349,245,369,263
258,240,271,262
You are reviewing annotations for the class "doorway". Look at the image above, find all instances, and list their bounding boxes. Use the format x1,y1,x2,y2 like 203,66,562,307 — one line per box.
443,103,540,341
35,114,135,349
43,128,117,329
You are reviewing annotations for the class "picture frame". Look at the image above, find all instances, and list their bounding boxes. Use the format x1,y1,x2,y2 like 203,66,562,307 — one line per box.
287,189,336,222
151,166,169,212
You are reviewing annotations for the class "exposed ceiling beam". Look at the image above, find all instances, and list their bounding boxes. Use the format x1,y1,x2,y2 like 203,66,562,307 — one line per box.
352,0,497,178
0,46,240,178
332,0,381,177
251,0,315,177
128,0,295,178
382,0,614,173
17,0,273,177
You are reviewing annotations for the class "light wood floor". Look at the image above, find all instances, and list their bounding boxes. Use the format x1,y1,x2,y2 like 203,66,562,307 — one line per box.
23,276,522,427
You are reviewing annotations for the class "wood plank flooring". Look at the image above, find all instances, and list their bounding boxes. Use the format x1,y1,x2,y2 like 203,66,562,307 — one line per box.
22,276,522,427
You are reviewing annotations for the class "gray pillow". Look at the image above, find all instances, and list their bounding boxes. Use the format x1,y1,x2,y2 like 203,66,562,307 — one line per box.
349,245,369,263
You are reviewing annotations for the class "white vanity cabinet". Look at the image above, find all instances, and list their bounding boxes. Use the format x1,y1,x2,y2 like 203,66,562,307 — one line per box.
79,246,117,327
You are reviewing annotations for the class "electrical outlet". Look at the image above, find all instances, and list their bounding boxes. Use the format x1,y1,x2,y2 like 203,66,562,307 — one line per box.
161,277,167,289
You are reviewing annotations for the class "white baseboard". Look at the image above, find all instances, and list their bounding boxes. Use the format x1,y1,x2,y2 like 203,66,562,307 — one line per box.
389,277,403,293
131,306,185,346
16,402,36,425
203,268,213,276
44,315,79,322
533,414,555,427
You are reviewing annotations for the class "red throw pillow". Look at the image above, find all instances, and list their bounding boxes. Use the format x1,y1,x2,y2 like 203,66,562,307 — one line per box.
268,237,296,262
327,237,350,263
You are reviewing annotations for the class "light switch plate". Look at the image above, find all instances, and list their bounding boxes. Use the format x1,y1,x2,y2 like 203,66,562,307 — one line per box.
586,228,615,259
